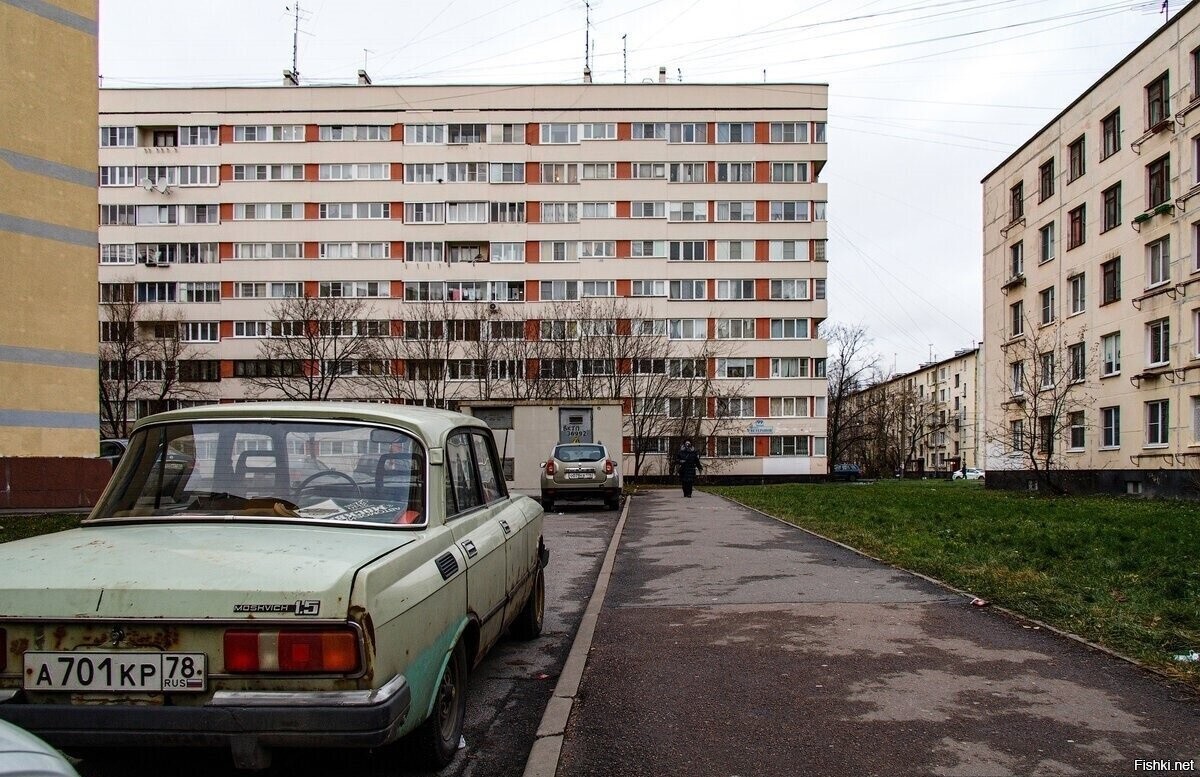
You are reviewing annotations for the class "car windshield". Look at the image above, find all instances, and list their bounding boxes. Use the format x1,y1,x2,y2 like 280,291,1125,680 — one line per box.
554,444,605,463
91,420,426,526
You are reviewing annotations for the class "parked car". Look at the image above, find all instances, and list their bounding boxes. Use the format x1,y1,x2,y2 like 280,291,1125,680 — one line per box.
830,463,862,482
539,442,622,511
953,467,985,481
0,402,547,771
98,438,127,470
0,719,79,777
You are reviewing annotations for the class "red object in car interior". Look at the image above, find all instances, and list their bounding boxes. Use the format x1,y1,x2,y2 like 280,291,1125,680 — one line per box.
224,629,359,673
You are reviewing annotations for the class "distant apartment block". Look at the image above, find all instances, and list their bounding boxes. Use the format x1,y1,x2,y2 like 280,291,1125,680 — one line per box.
982,2,1200,495
97,82,830,477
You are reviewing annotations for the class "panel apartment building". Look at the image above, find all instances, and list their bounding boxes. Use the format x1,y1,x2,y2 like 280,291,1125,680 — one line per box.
97,82,829,477
982,2,1200,495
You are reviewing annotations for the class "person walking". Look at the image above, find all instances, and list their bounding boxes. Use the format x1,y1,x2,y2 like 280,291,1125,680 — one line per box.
673,440,703,497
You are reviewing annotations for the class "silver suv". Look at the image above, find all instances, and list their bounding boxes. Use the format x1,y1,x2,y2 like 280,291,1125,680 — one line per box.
539,443,622,511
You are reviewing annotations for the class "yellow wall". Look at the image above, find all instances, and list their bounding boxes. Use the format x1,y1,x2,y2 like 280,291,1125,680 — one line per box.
0,0,99,457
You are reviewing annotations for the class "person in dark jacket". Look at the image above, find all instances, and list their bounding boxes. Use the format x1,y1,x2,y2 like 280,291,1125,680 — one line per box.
673,440,703,497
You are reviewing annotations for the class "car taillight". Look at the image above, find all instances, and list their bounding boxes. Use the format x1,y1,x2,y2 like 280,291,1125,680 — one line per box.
224,628,360,673
604,460,614,475
545,461,556,475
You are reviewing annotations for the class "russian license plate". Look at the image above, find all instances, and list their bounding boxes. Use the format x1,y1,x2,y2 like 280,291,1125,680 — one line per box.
566,472,592,480
23,652,207,693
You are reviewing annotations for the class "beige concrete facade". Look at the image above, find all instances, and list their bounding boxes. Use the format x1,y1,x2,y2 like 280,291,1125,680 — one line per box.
982,1,1200,487
0,0,99,457
98,83,829,476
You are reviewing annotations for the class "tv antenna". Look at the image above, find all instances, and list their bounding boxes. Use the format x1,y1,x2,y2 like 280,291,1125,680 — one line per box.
584,1,592,72
284,4,310,81
622,34,627,83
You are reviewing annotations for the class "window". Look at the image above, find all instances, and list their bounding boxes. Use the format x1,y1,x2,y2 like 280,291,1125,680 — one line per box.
319,281,387,298
1147,237,1171,287
405,202,445,223
1038,159,1054,201
579,241,615,259
770,357,805,378
446,123,486,144
179,282,219,303
180,322,219,343
99,126,135,147
631,163,666,179
319,125,390,141
235,164,305,181
578,122,615,140
770,318,809,339
769,436,810,456
233,125,304,142
716,358,755,378
540,123,578,144
234,203,302,221
1193,395,1200,443
770,122,808,143
489,162,524,183
136,282,175,303
669,280,705,300
318,202,389,220
100,244,136,264
540,281,579,301
1038,415,1055,454
1038,222,1055,264
668,201,707,222
580,281,616,299
99,166,134,186
100,204,136,226
1101,406,1120,448
319,242,389,259
1102,183,1121,232
405,124,445,144
406,242,444,263
1101,332,1121,376
1010,242,1024,277
716,240,754,261
668,123,706,143
632,319,667,336
715,318,755,339
490,201,526,223
769,201,810,222
716,201,754,221
319,163,388,181
667,319,706,340
488,123,525,143
770,279,808,300
1064,343,1085,385
1039,352,1055,389
1147,154,1170,208
716,122,754,143
1068,136,1085,182
629,241,665,258
1011,419,1024,450
631,123,666,139
1147,72,1170,128
1101,257,1121,304
446,202,487,223
1039,286,1055,325
541,202,579,223
1102,110,1121,160
631,279,667,297
580,202,614,219
715,437,755,456
631,201,666,219
717,162,755,182
543,241,578,263
716,279,755,300
669,241,706,262
1010,182,1024,221
770,162,808,182
1147,318,1170,366
1069,273,1085,315
1010,300,1024,337
1068,205,1085,249
1146,399,1169,445
581,163,615,179
1010,361,1025,395
669,163,706,183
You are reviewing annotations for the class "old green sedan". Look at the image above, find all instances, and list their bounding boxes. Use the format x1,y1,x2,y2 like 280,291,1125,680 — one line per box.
0,403,547,770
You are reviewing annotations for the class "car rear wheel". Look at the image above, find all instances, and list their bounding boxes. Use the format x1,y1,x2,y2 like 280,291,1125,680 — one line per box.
511,566,545,640
407,641,466,769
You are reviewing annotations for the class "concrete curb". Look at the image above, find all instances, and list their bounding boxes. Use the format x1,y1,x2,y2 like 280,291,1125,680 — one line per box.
714,490,1198,693
521,494,631,777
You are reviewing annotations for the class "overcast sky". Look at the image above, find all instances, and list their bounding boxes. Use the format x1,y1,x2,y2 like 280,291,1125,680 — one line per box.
99,0,1178,373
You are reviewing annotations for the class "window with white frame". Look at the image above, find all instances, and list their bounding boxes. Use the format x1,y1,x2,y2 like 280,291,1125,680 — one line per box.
177,126,216,146
669,241,706,262
1069,342,1086,383
540,123,579,144
631,201,666,218
631,162,666,179
631,123,666,139
1039,286,1056,325
319,202,390,220
319,281,387,298
632,360,666,377
580,123,617,140
540,280,579,301
770,318,809,339
668,358,706,377
716,279,755,300
488,123,525,143
669,280,706,300
717,240,754,261
716,400,756,420
769,240,808,261
542,241,578,262
234,203,302,221
178,282,219,303
770,397,809,417
540,320,579,340
1147,317,1170,366
233,125,304,142
233,243,301,260
490,201,525,223
1039,352,1055,389
814,202,828,220
770,436,811,456
406,242,444,263
716,201,755,222
770,162,809,182
631,280,667,297
541,202,580,223
319,125,390,141
233,164,304,181
490,242,525,263
319,242,389,260
581,280,616,297
1069,274,1085,314
489,281,524,301
99,126,135,147
1102,332,1121,375
100,244,136,265
405,202,445,223
404,163,443,183
815,278,827,299
578,163,614,180
668,201,707,222
631,240,667,257
180,322,219,343
489,162,524,183
633,319,668,336
404,124,445,144
770,122,809,143
770,279,809,300
668,123,706,143
1147,237,1171,288
770,201,809,221
445,280,487,301
716,162,754,182
669,163,706,183
716,318,755,339
444,162,487,182
716,122,755,143
446,202,488,223
717,358,755,378
1038,222,1055,264
1010,361,1025,395
319,163,389,181
770,357,807,378
579,241,616,258
404,281,445,301
1195,309,1200,358
716,436,756,456
1102,406,1120,447
580,202,615,219
1146,399,1169,445
668,319,706,340
99,166,135,186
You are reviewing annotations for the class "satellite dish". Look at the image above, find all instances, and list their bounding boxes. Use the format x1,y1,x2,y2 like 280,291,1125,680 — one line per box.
154,177,171,194
139,177,154,191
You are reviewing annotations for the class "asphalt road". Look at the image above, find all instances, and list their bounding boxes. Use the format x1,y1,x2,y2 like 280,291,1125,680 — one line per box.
73,503,620,777
557,489,1200,777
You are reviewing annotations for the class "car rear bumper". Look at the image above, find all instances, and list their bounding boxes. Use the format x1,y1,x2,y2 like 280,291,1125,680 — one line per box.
541,486,620,501
0,673,410,754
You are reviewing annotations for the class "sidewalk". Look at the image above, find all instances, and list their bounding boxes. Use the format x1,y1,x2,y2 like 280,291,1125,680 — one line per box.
549,489,1199,777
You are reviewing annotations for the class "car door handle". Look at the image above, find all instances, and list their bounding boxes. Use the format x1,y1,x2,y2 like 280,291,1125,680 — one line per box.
498,519,511,535
461,539,478,558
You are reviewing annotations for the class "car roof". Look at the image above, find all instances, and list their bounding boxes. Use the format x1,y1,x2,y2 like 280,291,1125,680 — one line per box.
131,402,489,448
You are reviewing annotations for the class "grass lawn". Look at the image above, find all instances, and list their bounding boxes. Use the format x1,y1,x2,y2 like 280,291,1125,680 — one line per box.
708,480,1200,687
0,514,86,545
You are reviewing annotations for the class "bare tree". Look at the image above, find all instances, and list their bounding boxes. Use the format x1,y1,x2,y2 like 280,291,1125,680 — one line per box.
824,323,885,466
242,294,380,401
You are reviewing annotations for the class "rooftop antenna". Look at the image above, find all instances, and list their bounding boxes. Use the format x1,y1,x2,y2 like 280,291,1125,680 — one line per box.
285,3,303,82
762,68,767,83
677,67,682,83
584,1,591,72
622,34,627,83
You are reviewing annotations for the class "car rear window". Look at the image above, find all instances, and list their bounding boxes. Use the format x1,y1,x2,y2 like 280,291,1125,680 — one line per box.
554,445,605,463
